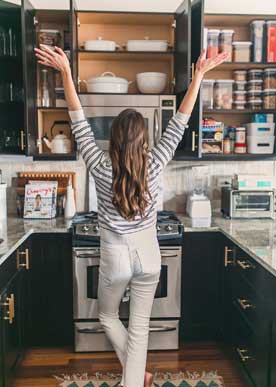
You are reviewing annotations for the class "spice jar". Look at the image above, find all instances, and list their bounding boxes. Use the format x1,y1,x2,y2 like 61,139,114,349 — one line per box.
207,29,220,59
234,81,247,91
223,136,231,154
247,80,263,91
233,70,247,81
247,69,263,81
263,89,276,109
219,30,234,61
214,79,233,109
263,68,276,89
232,41,252,62
233,91,247,102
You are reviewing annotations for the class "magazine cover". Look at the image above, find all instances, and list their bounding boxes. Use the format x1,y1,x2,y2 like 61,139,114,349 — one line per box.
23,181,58,219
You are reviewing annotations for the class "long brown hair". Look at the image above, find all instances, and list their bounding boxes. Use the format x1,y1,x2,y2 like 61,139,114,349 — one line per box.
109,108,151,221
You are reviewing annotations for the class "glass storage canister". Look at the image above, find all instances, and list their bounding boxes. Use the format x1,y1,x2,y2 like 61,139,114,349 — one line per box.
233,91,247,103
263,89,276,109
219,30,234,61
233,70,247,81
202,79,215,109
250,20,265,62
232,41,252,62
214,79,233,109
263,68,276,89
247,79,263,91
247,89,262,102
247,69,263,81
234,80,247,91
233,101,246,110
207,29,220,59
247,100,263,111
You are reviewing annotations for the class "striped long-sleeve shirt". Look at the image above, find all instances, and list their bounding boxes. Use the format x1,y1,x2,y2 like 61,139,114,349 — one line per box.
69,109,190,234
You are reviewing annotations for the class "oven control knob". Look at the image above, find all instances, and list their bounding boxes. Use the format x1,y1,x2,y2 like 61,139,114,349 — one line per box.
82,225,90,233
156,225,161,232
93,225,99,232
165,225,173,232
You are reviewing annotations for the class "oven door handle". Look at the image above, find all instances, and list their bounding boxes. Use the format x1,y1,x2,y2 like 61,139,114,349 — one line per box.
149,326,177,333
153,108,160,146
78,326,177,334
161,253,178,258
78,328,105,334
75,251,100,258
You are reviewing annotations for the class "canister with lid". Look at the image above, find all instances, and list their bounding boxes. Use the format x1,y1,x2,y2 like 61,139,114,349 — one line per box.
250,20,265,62
247,100,263,111
233,91,247,103
263,68,276,89
232,41,252,62
263,89,276,109
247,89,262,102
234,80,247,91
248,69,263,81
214,79,233,109
233,101,246,110
247,79,263,91
207,29,220,59
233,70,247,81
219,30,234,61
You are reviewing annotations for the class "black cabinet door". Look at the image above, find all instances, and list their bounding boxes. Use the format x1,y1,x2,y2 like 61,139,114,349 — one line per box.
70,0,78,88
272,322,276,387
21,0,37,156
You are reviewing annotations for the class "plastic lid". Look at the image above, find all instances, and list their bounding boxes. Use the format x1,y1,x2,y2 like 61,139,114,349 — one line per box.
233,101,247,104
220,29,235,34
233,90,247,94
40,29,60,33
232,41,252,46
266,20,276,25
247,79,263,83
215,79,234,83
234,70,247,73
208,29,220,34
248,99,263,103
203,79,215,83
263,88,276,92
235,80,247,83
264,68,276,73
248,68,263,73
247,89,262,93
251,20,266,25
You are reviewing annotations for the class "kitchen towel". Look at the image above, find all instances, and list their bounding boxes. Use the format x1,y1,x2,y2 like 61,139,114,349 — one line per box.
54,370,224,387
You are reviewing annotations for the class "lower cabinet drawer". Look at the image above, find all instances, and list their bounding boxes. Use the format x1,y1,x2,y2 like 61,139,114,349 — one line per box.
74,320,179,352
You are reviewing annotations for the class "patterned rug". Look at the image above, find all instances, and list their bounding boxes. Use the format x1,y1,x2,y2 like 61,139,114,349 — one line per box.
54,371,224,387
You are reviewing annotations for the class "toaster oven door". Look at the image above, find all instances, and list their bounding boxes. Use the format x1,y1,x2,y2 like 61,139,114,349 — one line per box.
232,191,274,218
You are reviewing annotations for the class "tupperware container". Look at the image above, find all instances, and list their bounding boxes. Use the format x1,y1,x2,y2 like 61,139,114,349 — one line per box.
202,79,215,109
234,81,247,91
263,89,276,109
219,30,234,61
247,80,263,91
233,101,246,110
248,69,263,81
247,100,263,110
263,68,276,89
246,122,275,136
233,91,247,102
247,135,275,154
207,29,220,59
214,79,233,109
232,41,252,62
250,20,265,62
233,70,247,81
266,21,276,62
247,90,262,102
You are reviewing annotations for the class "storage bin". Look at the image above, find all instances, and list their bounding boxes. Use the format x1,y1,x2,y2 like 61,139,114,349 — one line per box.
232,41,252,62
233,70,247,81
248,69,263,81
202,79,215,109
247,100,263,110
207,29,220,59
263,68,276,89
233,91,247,102
266,21,276,62
263,89,276,109
214,79,233,109
246,122,275,136
250,20,265,62
219,30,234,61
247,80,263,91
233,101,246,110
234,81,247,91
247,135,275,154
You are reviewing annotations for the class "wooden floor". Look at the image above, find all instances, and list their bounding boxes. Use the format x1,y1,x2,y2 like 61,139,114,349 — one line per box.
14,342,246,387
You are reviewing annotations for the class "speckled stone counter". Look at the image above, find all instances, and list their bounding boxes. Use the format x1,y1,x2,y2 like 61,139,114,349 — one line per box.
1,214,276,278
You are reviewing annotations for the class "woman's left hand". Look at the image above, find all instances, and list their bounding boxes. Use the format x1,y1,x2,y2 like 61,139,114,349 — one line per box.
195,49,229,77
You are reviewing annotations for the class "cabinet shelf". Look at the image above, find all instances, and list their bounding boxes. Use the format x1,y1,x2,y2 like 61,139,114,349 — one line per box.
203,109,276,115
78,50,174,62
212,62,276,71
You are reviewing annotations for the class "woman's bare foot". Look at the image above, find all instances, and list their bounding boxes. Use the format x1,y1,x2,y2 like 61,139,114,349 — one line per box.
144,371,154,387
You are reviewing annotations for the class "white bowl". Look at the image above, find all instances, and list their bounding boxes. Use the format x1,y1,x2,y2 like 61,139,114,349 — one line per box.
136,72,167,94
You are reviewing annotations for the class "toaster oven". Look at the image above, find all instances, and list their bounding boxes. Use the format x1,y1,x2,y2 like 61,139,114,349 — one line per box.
221,187,275,219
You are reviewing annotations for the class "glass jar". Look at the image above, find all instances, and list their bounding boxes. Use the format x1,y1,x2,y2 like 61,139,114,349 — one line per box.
219,30,234,61
207,29,220,59
233,70,247,81
247,80,263,91
232,41,252,62
247,69,263,81
250,20,265,62
263,89,276,109
233,90,247,102
214,79,233,109
263,68,276,89
234,80,247,91
235,127,246,143
202,79,215,109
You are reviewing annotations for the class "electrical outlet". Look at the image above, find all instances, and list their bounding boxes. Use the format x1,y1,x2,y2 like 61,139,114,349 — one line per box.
216,175,232,188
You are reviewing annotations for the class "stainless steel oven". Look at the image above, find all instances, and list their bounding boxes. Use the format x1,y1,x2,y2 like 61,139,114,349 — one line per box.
73,245,181,320
79,94,176,150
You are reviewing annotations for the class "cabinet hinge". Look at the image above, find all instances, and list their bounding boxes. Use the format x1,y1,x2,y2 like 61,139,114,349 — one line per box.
172,77,176,86
33,16,38,26
172,20,176,28
77,17,80,27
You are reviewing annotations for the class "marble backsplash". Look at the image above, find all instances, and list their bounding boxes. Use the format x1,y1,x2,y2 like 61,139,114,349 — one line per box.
0,156,275,215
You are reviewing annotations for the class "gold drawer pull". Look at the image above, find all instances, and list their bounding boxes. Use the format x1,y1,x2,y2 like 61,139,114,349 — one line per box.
20,130,25,151
237,298,255,311
237,260,255,270
2,294,14,324
224,246,234,267
191,131,198,152
236,347,253,362
16,248,30,270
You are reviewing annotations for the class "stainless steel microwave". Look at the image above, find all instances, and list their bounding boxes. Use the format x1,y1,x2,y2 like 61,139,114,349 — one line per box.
221,187,275,219
78,94,176,150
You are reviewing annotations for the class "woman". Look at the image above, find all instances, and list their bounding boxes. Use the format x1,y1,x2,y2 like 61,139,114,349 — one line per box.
35,44,227,387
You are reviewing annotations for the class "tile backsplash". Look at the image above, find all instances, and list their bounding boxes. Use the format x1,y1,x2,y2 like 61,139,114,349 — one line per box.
0,156,275,215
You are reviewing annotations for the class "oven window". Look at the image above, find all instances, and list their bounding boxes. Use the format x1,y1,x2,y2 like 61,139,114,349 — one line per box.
154,265,168,298
233,193,271,211
87,266,99,299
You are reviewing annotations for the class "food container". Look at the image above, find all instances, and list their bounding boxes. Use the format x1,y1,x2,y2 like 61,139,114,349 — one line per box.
84,37,118,51
219,30,234,61
233,101,246,110
235,127,246,143
223,137,231,154
232,41,252,62
247,135,275,154
234,81,247,91
233,91,247,102
126,38,168,52
247,69,263,81
214,79,233,109
250,20,265,62
252,113,274,123
85,72,132,94
246,122,275,136
136,72,167,94
234,143,247,154
55,87,67,107
247,80,263,91
263,68,276,89
233,70,247,81
207,29,220,59
202,79,215,109
38,29,61,48
266,21,276,62
263,89,276,109
247,90,262,102
247,100,263,110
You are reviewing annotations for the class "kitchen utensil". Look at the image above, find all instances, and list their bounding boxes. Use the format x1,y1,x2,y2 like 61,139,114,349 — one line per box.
84,72,132,94
126,38,168,52
136,72,167,94
84,37,119,51
43,120,72,154
40,69,51,107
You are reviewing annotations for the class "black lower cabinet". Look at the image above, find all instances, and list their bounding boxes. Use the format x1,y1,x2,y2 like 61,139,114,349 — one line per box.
272,322,276,387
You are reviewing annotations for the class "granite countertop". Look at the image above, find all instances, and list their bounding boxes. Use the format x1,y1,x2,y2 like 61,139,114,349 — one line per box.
0,214,276,278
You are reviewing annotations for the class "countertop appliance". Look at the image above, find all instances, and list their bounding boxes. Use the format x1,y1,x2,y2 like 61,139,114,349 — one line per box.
71,210,183,352
78,94,176,151
221,187,275,219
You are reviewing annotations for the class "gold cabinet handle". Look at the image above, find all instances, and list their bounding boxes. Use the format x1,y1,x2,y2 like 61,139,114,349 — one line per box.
2,294,14,324
191,131,198,152
237,298,255,311
224,246,234,267
20,130,25,151
237,259,255,270
16,248,30,270
236,347,253,362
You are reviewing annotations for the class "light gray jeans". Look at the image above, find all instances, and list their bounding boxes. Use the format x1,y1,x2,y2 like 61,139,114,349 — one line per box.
98,225,161,387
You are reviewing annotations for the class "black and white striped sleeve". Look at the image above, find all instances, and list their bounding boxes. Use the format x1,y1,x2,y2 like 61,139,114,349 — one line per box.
150,111,190,169
69,109,105,173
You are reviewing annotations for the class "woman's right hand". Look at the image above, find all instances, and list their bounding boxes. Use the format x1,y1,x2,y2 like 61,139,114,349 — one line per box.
34,44,71,76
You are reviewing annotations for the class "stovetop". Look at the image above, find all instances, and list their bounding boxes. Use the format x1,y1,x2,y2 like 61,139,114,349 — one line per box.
71,211,184,247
